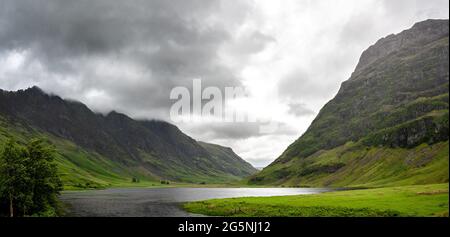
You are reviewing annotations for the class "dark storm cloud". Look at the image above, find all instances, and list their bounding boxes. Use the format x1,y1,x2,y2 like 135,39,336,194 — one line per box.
0,0,258,117
0,0,222,56
180,121,298,140
188,122,262,140
287,103,315,117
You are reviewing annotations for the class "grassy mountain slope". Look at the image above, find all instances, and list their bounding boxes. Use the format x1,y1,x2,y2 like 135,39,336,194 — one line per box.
0,88,257,189
252,141,448,188
0,117,137,189
249,19,449,187
198,141,256,178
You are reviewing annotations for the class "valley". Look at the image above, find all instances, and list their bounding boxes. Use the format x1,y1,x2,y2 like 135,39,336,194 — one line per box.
0,19,448,218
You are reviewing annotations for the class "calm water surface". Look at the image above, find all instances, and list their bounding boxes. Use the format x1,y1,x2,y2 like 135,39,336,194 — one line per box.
61,187,336,217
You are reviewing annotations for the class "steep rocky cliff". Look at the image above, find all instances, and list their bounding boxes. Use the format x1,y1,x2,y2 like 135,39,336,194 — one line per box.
249,19,449,187
0,87,257,188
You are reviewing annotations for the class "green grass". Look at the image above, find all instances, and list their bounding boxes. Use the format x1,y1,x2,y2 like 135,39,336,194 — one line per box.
249,141,449,187
184,183,449,217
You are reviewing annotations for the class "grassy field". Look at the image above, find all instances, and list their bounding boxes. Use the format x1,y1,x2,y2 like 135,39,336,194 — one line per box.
183,183,449,217
249,141,449,187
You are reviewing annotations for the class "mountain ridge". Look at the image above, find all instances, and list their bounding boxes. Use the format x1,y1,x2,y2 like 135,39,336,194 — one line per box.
0,86,257,188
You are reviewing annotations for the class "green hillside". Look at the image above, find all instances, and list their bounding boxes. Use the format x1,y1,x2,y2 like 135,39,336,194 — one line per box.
252,141,448,187
249,19,449,187
0,89,257,189
1,116,155,189
0,115,256,189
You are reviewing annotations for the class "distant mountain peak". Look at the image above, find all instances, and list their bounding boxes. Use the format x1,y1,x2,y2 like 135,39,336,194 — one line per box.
353,19,449,76
106,110,129,118
23,85,46,94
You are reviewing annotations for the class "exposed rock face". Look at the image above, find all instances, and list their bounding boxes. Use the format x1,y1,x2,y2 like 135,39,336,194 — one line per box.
0,86,257,183
354,19,449,76
249,19,449,187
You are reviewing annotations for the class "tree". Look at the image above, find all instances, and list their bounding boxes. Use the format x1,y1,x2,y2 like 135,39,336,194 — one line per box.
25,139,63,215
0,138,62,217
0,139,30,217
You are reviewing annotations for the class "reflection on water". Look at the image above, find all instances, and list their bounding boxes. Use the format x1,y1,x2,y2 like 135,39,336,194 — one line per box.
61,187,337,217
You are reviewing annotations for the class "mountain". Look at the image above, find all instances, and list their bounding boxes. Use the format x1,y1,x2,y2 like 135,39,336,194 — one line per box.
0,87,257,188
249,19,449,187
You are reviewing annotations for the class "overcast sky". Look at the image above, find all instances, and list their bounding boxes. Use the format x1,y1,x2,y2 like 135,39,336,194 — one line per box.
1,0,449,167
